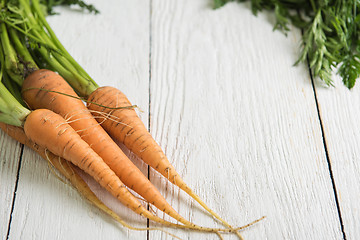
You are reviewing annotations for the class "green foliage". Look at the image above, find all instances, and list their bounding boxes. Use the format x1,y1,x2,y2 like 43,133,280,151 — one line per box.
40,0,99,15
0,0,98,97
215,0,360,89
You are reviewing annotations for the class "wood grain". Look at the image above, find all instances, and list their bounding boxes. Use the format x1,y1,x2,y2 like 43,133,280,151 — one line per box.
1,0,357,240
315,76,360,239
0,132,22,239
5,1,150,239
149,1,343,239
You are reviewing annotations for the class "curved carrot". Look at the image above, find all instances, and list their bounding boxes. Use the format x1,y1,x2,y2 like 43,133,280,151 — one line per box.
21,69,215,230
87,86,241,234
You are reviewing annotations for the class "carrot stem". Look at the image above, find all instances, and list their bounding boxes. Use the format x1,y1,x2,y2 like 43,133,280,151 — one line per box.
8,28,38,72
0,82,30,126
31,0,97,95
0,23,23,85
32,0,95,83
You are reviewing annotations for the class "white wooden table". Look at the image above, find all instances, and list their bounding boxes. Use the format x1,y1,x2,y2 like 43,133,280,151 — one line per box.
1,1,358,239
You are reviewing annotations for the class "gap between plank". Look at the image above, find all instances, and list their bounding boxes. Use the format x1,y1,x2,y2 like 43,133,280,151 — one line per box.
306,56,347,240
147,0,153,239
6,144,24,240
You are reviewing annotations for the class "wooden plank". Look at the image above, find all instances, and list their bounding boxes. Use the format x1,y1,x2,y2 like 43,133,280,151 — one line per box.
7,1,150,239
315,76,360,239
149,1,343,239
0,132,22,239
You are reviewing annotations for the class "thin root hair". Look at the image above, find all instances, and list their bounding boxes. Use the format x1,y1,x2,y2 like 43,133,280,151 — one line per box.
44,149,70,185
87,109,133,129
235,216,266,231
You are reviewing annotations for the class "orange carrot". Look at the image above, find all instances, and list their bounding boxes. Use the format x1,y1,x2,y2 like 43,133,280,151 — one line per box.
22,109,225,232
87,86,240,233
21,69,220,231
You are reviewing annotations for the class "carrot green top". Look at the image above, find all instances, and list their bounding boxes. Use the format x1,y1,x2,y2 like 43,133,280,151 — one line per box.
0,0,99,97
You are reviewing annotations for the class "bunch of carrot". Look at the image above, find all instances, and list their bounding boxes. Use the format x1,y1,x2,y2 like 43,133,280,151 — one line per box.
0,0,263,239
